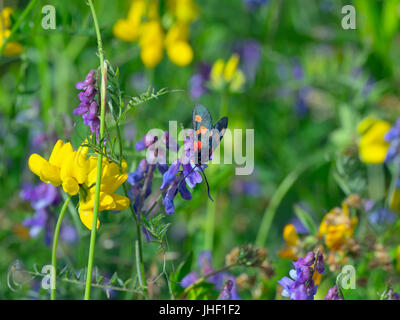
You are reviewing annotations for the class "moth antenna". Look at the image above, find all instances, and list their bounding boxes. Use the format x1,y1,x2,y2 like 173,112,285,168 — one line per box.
199,166,214,202
177,165,197,190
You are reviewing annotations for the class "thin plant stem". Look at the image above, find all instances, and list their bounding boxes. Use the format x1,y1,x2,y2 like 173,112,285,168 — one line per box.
204,193,216,251
0,0,39,55
84,0,107,300
51,195,71,300
116,117,149,299
255,153,327,247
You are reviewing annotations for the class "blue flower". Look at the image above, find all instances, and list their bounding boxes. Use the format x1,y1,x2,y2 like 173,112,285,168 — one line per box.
384,118,400,163
278,251,323,300
324,286,343,300
20,182,77,246
74,70,100,140
180,251,241,300
189,63,211,99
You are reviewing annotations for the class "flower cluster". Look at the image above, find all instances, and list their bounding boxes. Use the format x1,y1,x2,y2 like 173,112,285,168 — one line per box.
113,0,197,68
318,201,358,252
73,70,100,139
358,117,391,164
324,285,343,300
278,251,324,300
190,41,260,99
28,140,89,196
128,130,206,216
78,158,130,230
0,7,23,57
181,251,241,300
28,140,130,230
210,54,246,92
20,182,77,245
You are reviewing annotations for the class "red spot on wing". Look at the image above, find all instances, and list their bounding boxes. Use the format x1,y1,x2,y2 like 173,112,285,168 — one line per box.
195,115,202,122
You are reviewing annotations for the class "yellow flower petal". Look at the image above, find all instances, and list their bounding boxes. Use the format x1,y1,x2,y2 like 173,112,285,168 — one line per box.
210,59,225,88
39,163,61,186
224,53,240,82
62,177,80,196
167,41,193,66
359,120,390,164
283,224,298,247
140,44,163,68
78,207,100,230
28,154,47,177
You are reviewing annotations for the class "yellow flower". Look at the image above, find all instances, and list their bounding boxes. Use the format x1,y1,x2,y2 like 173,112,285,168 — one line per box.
138,20,164,68
166,41,193,66
113,0,146,42
210,54,246,92
168,0,198,23
28,140,90,196
0,8,23,57
78,158,130,230
224,54,240,82
113,0,195,68
283,224,298,247
0,7,13,29
358,118,390,164
278,224,299,260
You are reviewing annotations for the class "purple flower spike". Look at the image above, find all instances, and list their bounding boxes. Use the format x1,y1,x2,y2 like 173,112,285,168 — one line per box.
74,70,100,140
324,286,343,300
278,251,323,300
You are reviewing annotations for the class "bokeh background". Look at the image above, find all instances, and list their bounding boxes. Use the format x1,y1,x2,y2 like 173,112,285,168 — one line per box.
1,0,400,300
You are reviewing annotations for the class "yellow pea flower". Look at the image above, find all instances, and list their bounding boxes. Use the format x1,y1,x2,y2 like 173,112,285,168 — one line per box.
278,224,299,260
78,158,130,230
0,7,13,29
358,118,391,164
168,0,198,23
224,54,240,82
283,224,298,247
166,41,193,66
28,140,90,196
318,202,358,251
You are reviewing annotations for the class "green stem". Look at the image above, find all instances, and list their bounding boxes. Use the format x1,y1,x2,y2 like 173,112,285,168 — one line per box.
0,0,39,55
116,116,149,299
84,0,107,300
204,193,216,251
51,195,71,300
367,164,385,201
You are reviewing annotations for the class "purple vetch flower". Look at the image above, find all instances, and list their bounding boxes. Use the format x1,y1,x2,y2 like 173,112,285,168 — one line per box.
324,286,343,300
189,63,211,99
180,251,241,299
231,176,262,197
74,70,101,140
278,251,324,300
384,118,400,163
181,271,199,288
159,135,207,215
368,208,396,225
20,182,77,246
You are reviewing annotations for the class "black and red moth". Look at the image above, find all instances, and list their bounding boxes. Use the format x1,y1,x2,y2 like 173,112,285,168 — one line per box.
189,104,228,201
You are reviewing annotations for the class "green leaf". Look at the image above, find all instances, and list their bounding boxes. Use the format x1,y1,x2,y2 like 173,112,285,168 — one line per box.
293,205,318,235
170,251,193,296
